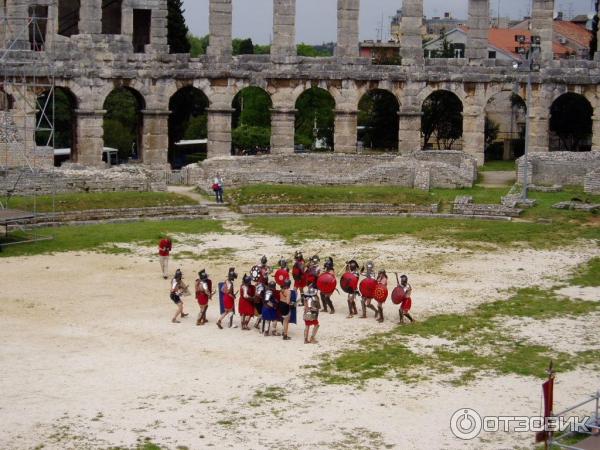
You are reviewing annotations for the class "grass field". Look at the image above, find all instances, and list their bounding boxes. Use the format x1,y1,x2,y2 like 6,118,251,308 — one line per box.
478,160,517,172
5,191,196,213
0,219,224,257
318,284,600,386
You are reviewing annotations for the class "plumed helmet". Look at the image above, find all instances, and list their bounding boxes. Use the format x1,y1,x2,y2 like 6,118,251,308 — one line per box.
324,259,334,270
243,274,252,285
228,267,238,280
347,259,358,271
279,258,288,268
294,250,303,260
260,255,268,265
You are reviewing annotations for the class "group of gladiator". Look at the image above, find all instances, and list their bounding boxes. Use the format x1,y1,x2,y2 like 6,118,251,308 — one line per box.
167,246,416,343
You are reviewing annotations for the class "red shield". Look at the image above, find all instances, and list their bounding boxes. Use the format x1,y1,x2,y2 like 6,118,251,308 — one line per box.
359,278,377,298
340,272,359,294
246,284,256,297
373,284,388,303
317,272,337,295
274,269,290,287
391,286,406,305
304,269,318,286
292,263,304,281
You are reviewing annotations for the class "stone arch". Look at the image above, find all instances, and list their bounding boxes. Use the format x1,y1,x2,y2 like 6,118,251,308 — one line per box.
291,82,339,108
416,83,467,106
231,86,273,155
549,93,593,152
102,86,146,163
421,89,464,150
39,87,78,165
168,86,210,168
484,90,527,162
357,88,400,152
294,86,336,151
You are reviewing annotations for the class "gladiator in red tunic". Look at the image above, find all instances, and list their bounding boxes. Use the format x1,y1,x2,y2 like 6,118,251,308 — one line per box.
217,268,238,329
292,251,306,304
238,275,256,330
374,270,388,323
195,269,213,326
398,275,415,324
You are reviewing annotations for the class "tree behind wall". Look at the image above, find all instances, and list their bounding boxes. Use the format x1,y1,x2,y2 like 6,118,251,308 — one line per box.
422,91,463,150
168,0,191,54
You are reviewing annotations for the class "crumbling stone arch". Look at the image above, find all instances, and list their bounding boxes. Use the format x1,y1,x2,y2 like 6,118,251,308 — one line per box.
549,93,593,152
484,90,527,162
231,86,273,155
357,88,400,152
421,89,464,151
294,86,336,152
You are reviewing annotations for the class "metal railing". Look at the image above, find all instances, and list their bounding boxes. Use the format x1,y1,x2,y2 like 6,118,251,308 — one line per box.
549,390,600,449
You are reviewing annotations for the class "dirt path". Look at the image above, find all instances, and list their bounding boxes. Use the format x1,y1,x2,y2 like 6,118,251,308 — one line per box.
479,171,516,188
1,233,598,450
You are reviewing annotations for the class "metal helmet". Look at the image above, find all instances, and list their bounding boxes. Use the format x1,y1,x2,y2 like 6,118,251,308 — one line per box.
260,255,268,265
306,286,318,297
294,250,303,260
400,274,408,283
228,267,238,280
279,258,288,269
268,280,277,290
198,269,208,281
175,269,183,280
366,261,374,270
347,259,358,272
311,255,320,264
324,259,334,270
243,274,252,285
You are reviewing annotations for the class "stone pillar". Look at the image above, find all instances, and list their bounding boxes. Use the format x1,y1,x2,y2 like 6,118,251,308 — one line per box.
79,0,102,35
141,110,169,166
528,87,550,153
272,0,296,63
593,114,600,152
207,108,233,158
399,0,424,65
462,111,485,165
466,0,490,62
531,0,554,63
335,0,360,59
4,0,30,49
207,0,232,60
75,109,105,167
398,108,422,155
149,1,169,53
334,110,357,153
270,108,296,154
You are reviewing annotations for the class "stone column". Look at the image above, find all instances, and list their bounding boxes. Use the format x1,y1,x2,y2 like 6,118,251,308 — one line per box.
335,0,360,59
270,108,296,154
466,0,490,62
531,0,554,63
399,0,424,65
79,0,102,35
4,0,30,49
207,0,232,60
462,111,485,165
398,108,422,155
74,109,105,167
272,0,296,63
528,88,550,153
592,114,600,152
141,110,169,166
207,108,234,158
149,1,169,53
334,110,357,153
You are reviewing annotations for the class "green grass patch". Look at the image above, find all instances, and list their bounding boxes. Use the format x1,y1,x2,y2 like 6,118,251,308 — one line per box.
0,219,224,257
569,257,600,287
6,191,195,213
245,216,599,249
478,160,516,172
318,288,600,385
522,187,600,224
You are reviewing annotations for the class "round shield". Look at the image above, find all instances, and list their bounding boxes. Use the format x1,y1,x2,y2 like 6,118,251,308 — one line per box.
274,268,290,287
359,278,377,298
317,272,337,295
373,284,388,303
391,286,406,305
250,265,260,281
340,272,359,294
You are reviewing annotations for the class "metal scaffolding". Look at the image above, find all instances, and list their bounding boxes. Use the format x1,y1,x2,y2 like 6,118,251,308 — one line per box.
1,4,56,248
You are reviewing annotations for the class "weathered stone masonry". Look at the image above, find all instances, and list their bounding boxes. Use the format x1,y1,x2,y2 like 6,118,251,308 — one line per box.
1,0,600,173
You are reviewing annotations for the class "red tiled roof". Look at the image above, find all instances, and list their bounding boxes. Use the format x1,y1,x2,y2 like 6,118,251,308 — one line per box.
553,21,593,48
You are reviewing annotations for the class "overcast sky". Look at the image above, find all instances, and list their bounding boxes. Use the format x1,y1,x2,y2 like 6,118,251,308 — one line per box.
182,0,592,44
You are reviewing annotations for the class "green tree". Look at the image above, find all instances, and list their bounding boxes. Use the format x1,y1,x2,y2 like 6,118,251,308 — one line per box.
232,125,271,149
295,88,335,149
189,34,209,56
550,93,593,152
168,87,209,163
234,38,254,55
254,44,271,54
232,87,272,129
167,0,191,54
35,88,74,149
485,117,500,147
422,91,463,150
297,43,332,57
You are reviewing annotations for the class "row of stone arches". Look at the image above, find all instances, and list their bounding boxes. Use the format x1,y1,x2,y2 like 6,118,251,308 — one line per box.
19,84,595,167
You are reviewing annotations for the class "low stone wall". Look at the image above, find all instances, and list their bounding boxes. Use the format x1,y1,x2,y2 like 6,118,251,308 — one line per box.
584,168,600,194
0,165,167,196
517,152,600,187
183,152,477,192
25,205,208,226
453,196,522,218
239,203,439,216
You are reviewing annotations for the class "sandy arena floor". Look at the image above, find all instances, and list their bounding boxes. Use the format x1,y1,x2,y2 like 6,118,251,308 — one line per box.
1,230,599,450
